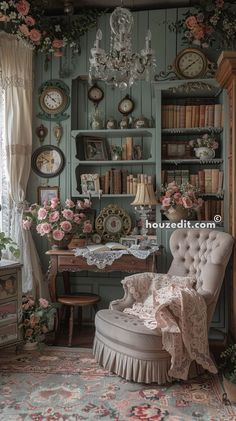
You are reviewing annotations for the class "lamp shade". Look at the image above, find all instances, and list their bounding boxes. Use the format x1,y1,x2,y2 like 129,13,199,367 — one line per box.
131,175,158,206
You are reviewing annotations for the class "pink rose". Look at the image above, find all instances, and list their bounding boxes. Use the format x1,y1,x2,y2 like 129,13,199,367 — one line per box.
41,223,52,234
185,15,197,29
65,199,75,208
25,16,35,26
77,200,85,209
174,192,182,200
48,211,60,223
83,199,92,208
37,208,48,220
52,39,64,49
29,29,41,42
162,197,171,207
74,214,82,224
52,229,65,241
19,24,30,37
22,219,32,230
182,197,193,208
50,198,59,209
175,197,183,205
36,223,44,235
60,221,72,232
83,221,93,234
39,298,49,308
16,0,30,16
62,209,74,220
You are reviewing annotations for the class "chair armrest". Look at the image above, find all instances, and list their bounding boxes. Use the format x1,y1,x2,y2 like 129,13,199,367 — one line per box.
109,272,156,311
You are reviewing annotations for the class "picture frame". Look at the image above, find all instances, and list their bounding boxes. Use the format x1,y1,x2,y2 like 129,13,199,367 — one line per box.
83,137,108,161
80,173,100,194
120,237,138,248
162,140,191,159
37,186,59,205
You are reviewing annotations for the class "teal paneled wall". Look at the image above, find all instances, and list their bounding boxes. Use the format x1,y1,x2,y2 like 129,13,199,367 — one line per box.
28,7,222,308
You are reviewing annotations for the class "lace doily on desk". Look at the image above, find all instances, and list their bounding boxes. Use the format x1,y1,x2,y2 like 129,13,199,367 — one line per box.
74,246,159,270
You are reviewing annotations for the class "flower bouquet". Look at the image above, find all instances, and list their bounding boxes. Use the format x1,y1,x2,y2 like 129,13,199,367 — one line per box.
170,0,236,50
21,295,56,344
22,197,93,248
189,134,219,159
160,181,203,221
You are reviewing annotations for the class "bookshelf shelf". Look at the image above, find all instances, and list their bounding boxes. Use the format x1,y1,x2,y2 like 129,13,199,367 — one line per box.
162,127,223,135
72,128,154,138
72,193,135,198
75,159,155,165
162,159,223,165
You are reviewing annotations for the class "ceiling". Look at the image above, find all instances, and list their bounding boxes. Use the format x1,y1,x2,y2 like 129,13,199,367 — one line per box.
45,0,200,15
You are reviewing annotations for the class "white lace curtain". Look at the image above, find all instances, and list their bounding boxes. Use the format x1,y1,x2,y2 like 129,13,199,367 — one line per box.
0,31,45,297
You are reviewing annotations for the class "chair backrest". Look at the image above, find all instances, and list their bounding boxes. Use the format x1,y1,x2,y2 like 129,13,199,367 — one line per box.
167,228,234,327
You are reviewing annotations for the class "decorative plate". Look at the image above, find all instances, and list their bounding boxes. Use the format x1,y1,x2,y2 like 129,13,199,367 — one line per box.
95,204,132,242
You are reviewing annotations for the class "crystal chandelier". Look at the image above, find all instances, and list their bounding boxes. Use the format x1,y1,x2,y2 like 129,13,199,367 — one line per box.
89,6,156,89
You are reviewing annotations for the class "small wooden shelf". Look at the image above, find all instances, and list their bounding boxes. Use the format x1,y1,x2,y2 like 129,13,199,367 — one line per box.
72,128,154,138
73,193,135,198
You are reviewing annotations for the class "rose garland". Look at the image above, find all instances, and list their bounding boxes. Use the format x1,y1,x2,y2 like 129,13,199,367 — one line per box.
0,0,104,56
170,0,236,50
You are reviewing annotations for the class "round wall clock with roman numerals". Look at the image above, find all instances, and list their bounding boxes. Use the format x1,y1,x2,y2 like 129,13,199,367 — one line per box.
38,80,70,122
31,145,65,178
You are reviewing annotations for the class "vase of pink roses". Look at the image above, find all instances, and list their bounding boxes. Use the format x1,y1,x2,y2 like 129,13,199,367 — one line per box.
22,197,93,249
160,181,203,222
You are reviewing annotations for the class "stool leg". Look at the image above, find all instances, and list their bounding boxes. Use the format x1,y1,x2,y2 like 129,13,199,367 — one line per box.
68,306,74,347
93,303,99,314
78,306,82,328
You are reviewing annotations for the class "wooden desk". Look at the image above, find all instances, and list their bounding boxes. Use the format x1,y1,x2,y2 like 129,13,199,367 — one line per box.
46,249,158,302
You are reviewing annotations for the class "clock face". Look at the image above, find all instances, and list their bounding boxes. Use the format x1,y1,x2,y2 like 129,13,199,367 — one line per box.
118,95,134,115
40,87,68,115
174,48,208,79
104,215,123,234
88,84,104,104
31,146,65,178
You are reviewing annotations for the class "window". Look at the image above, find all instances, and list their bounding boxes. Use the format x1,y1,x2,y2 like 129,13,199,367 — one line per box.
0,90,10,233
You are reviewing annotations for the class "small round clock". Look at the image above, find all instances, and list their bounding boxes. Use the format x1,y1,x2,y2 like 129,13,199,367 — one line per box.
174,48,208,79
40,86,69,115
31,145,65,178
88,83,104,106
118,95,134,115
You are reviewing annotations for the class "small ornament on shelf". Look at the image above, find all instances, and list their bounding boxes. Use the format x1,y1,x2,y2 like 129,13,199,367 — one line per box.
35,124,48,143
134,115,149,128
53,123,63,145
106,117,117,129
90,107,104,130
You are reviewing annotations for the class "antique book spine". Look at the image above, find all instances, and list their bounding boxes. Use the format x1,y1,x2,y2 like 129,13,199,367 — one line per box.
133,177,137,196
204,105,209,126
104,170,110,194
174,169,182,185
181,169,190,184
185,105,192,128
204,169,212,193
100,174,105,194
179,105,186,128
109,169,114,194
194,105,200,127
113,169,122,194
199,104,206,127
126,137,133,160
208,104,214,127
176,105,181,128
122,143,127,160
190,174,197,186
217,170,224,193
198,170,205,193
211,169,220,193
121,170,128,194
214,104,222,128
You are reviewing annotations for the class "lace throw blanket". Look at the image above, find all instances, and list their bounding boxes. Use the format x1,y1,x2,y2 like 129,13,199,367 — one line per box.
124,283,217,380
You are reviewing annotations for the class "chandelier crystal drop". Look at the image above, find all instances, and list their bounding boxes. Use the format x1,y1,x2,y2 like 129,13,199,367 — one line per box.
89,7,156,89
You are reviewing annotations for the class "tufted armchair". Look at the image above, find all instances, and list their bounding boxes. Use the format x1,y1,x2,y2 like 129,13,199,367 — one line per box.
93,229,234,384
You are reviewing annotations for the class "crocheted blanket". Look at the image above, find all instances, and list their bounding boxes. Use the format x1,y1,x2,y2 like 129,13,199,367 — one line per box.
123,278,217,380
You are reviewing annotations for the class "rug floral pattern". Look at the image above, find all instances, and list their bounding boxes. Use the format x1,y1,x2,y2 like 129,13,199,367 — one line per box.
0,347,235,420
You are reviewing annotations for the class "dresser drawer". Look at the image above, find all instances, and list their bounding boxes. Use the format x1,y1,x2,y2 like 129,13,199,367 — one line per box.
0,273,17,301
0,301,17,325
0,323,17,345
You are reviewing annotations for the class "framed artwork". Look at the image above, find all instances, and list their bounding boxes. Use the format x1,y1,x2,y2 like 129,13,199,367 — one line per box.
120,237,138,248
37,186,59,205
80,173,100,194
83,137,108,161
162,141,191,159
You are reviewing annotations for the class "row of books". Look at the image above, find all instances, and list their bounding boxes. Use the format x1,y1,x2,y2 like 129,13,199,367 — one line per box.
120,137,143,161
161,104,223,129
162,169,224,194
198,200,224,221
99,171,155,195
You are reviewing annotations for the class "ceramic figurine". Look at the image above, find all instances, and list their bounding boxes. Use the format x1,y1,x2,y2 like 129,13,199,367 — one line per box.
134,115,149,128
106,117,117,129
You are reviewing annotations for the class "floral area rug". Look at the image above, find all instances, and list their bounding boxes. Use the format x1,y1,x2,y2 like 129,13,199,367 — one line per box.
0,346,235,421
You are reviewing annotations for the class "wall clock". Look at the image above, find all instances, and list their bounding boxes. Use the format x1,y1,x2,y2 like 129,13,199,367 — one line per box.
31,145,65,178
118,95,134,115
95,204,131,241
88,83,104,106
38,80,70,122
174,48,208,79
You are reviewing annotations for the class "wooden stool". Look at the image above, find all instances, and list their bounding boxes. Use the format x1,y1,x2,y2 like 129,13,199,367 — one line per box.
57,293,100,346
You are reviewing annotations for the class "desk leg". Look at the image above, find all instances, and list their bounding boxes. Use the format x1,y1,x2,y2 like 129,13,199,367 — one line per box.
62,271,71,294
47,255,58,302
